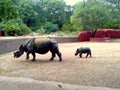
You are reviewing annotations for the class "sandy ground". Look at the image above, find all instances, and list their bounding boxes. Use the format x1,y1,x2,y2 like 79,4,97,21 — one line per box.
0,76,119,90
0,41,120,89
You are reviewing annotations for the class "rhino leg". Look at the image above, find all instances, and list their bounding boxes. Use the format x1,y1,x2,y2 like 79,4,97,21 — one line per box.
86,51,92,58
26,52,36,61
56,51,62,61
26,52,30,60
50,51,62,61
50,53,56,61
89,52,92,57
79,53,82,58
31,52,36,61
86,53,89,58
50,47,62,61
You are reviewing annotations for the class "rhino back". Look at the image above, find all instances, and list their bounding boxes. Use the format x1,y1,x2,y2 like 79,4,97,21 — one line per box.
81,47,91,53
34,38,51,54
34,38,49,47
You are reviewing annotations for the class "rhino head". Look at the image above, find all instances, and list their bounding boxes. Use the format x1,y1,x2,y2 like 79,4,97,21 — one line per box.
75,49,79,56
14,45,24,58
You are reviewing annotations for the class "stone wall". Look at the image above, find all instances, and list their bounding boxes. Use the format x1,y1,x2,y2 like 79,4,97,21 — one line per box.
0,37,78,54
78,29,120,42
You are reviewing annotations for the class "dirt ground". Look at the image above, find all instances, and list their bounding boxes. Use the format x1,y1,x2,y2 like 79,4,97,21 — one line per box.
0,41,120,89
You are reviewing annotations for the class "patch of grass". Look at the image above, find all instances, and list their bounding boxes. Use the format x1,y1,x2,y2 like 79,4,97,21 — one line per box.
0,66,4,74
0,65,11,76
0,53,11,57
32,31,79,37
0,65,22,77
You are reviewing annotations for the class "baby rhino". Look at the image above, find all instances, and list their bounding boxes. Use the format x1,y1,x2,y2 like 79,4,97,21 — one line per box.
75,47,91,58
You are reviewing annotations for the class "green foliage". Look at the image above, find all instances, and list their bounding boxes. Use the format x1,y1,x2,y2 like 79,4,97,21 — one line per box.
0,0,18,21
17,0,72,31
62,22,76,32
18,0,39,31
20,23,32,35
71,0,108,31
104,0,120,29
3,22,20,36
43,22,59,33
42,0,67,28
71,0,120,31
0,0,120,36
0,18,32,36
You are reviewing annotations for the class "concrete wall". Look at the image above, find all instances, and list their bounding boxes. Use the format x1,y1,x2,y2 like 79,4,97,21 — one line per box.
0,37,78,54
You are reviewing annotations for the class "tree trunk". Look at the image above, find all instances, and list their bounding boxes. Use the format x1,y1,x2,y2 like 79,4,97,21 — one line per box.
91,29,97,38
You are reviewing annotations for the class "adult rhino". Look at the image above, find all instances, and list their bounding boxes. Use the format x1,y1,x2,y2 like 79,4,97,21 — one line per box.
14,38,62,62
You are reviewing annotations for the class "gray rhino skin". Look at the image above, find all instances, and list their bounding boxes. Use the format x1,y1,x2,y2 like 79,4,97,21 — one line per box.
75,47,91,58
14,38,62,61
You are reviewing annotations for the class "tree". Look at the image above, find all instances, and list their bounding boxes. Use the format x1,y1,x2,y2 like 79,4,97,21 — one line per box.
0,0,18,21
104,0,120,12
71,0,110,31
18,0,39,30
103,0,120,28
42,0,67,29
17,0,72,31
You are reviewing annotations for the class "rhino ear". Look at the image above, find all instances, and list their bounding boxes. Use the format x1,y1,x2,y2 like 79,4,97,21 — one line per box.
19,45,24,50
19,45,23,48
76,48,78,51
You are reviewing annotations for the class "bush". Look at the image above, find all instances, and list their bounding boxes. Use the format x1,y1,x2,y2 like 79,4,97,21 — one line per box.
0,19,32,36
43,22,59,33
2,23,21,36
20,23,32,35
62,22,76,32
